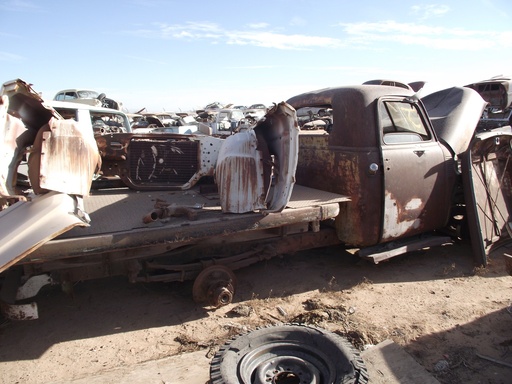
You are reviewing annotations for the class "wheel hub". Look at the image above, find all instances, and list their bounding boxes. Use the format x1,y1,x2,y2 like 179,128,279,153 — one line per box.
192,265,236,307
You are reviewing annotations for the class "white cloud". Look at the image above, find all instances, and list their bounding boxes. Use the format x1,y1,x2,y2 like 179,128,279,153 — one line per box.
0,0,41,11
339,20,512,50
127,22,343,50
247,22,270,29
289,17,307,27
0,51,23,61
411,4,450,20
125,19,512,52
226,65,275,69
124,54,166,65
224,31,342,50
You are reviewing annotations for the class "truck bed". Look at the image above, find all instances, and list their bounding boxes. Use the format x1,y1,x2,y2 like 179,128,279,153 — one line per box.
23,184,349,264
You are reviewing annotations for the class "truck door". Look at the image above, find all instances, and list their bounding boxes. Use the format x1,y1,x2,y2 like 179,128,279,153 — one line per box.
379,98,453,241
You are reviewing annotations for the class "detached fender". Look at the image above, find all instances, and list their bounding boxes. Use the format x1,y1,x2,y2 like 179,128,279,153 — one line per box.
216,102,299,213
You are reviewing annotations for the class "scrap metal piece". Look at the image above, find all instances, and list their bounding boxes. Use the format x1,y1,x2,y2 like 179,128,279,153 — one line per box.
143,204,199,223
16,274,52,300
96,134,223,191
215,102,299,213
28,117,101,196
1,301,39,320
0,94,34,198
0,191,89,273
461,131,512,266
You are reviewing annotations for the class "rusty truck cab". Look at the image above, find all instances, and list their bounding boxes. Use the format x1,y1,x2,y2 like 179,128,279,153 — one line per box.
288,85,457,248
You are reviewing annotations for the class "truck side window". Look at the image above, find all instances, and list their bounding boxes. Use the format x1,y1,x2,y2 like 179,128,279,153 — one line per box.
380,101,431,144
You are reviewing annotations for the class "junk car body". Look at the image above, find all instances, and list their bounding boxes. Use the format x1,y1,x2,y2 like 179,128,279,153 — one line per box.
53,88,122,111
287,84,512,265
47,100,132,134
0,79,352,319
465,75,512,131
1,78,511,320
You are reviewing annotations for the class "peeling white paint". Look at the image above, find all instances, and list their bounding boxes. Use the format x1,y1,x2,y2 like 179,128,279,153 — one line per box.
405,198,422,210
382,192,422,239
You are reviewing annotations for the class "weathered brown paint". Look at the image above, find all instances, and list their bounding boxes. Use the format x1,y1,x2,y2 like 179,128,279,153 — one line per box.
288,85,456,247
288,87,403,246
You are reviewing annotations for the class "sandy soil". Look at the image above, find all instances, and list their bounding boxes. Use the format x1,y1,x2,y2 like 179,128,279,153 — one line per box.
0,240,511,384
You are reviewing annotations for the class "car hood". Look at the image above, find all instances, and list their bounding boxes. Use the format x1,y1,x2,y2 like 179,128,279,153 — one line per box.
421,87,487,155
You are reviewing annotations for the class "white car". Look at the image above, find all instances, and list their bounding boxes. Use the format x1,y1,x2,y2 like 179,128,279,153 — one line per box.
53,89,122,110
211,108,246,135
47,100,132,134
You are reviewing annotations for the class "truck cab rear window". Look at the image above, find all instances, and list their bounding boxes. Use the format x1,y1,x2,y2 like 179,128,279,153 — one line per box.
380,101,431,144
295,107,332,133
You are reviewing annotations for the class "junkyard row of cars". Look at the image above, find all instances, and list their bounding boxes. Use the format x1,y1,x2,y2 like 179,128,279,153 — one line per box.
53,76,512,141
51,88,271,136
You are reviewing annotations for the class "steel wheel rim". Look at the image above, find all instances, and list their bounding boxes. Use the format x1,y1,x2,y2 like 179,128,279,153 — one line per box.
238,342,334,384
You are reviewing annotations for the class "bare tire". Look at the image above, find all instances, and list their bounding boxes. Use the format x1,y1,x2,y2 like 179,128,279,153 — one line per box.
210,324,368,384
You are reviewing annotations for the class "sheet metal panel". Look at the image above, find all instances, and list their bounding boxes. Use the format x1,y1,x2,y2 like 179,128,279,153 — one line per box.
0,192,88,273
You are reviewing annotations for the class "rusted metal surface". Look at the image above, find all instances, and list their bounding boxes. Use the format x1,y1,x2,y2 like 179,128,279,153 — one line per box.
192,265,236,307
288,85,484,249
380,139,455,241
0,95,34,198
465,76,512,131
254,102,299,212
135,226,343,285
16,204,343,287
0,80,50,200
216,102,299,213
14,185,344,287
28,118,101,196
216,129,266,212
288,86,414,246
25,185,343,262
96,133,223,190
1,79,101,198
0,79,100,273
142,199,201,223
288,85,414,148
358,235,452,264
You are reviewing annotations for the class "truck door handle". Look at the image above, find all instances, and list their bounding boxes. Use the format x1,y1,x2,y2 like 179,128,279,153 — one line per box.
413,150,425,157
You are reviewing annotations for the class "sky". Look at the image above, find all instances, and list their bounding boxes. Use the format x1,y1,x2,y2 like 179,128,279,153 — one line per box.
1,0,512,113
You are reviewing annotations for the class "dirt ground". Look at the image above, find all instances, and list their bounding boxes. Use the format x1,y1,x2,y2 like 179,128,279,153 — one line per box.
0,239,511,384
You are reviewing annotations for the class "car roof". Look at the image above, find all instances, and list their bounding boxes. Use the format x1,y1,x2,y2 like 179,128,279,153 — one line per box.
55,89,97,93
46,100,125,114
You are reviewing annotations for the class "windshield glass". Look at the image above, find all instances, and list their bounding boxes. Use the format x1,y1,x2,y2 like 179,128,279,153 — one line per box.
77,90,99,99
